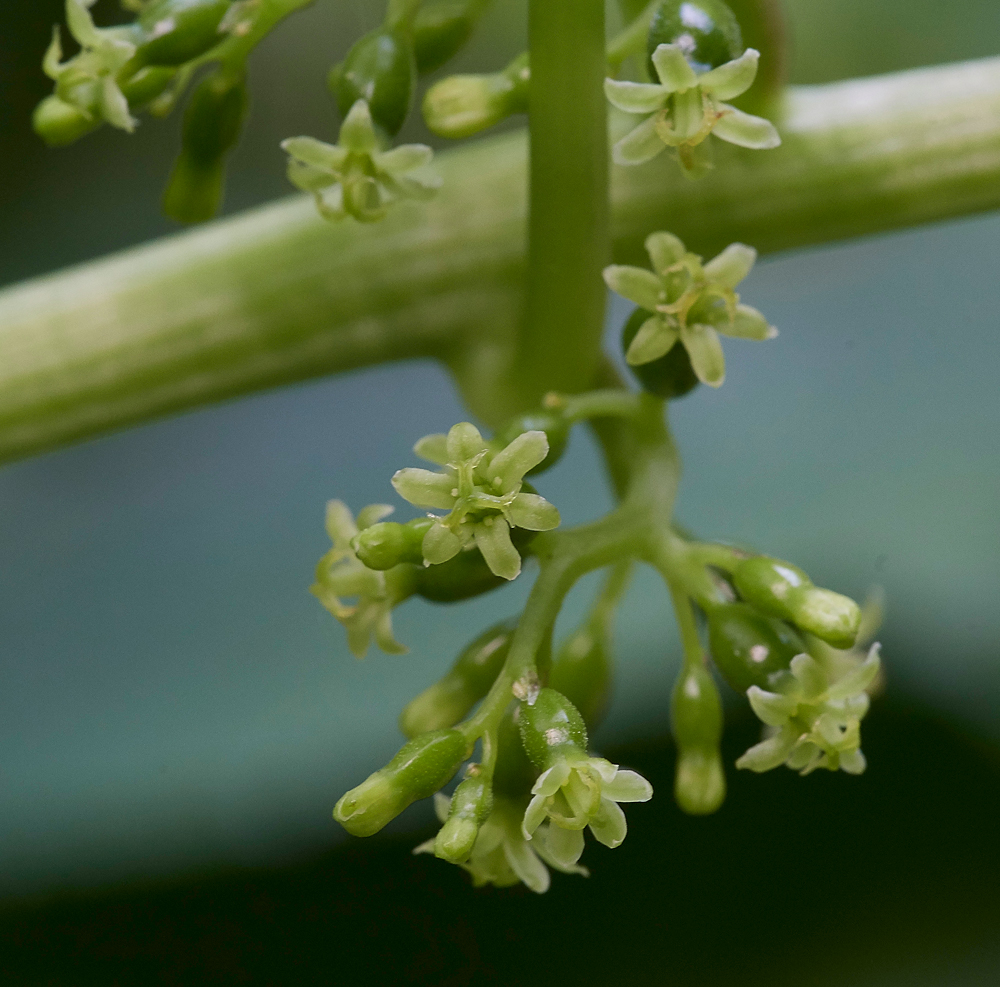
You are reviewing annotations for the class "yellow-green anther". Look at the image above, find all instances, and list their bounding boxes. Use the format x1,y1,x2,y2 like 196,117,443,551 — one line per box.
334,729,470,837
604,230,775,384
283,100,440,224
671,662,725,814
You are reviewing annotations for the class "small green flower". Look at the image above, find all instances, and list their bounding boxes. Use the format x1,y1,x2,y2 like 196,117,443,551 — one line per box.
603,230,776,385
44,0,140,132
605,44,780,174
391,422,560,581
736,644,882,775
310,500,413,658
282,100,440,223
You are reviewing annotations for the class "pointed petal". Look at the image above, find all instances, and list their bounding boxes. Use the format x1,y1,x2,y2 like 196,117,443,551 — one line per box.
602,769,653,803
699,48,760,100
625,315,679,366
720,303,776,341
488,430,548,490
373,143,433,174
339,99,378,153
506,493,560,532
602,265,664,310
544,825,585,868
651,44,698,92
474,518,521,580
790,653,827,697
413,433,450,465
281,135,348,171
391,468,456,510
101,78,135,132
786,740,821,771
612,116,666,166
447,421,487,463
713,105,781,149
747,686,797,727
645,231,687,275
704,242,756,289
324,499,359,544
356,503,394,529
588,798,627,848
374,611,408,655
433,791,452,824
825,646,882,702
839,748,867,775
503,838,550,893
522,794,549,838
66,0,102,48
422,521,463,565
588,758,619,784
533,761,571,796
412,838,436,855
604,78,668,114
43,27,63,79
735,725,799,772
680,322,726,387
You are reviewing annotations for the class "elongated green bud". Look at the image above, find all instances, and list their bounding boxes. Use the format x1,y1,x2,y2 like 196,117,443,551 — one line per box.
496,410,569,477
334,729,469,837
330,29,415,137
434,774,492,862
621,308,699,399
120,66,177,110
647,0,743,75
422,53,528,140
671,663,725,814
134,0,231,68
519,688,588,770
400,620,515,737
413,0,489,74
733,557,861,649
549,623,611,730
415,526,536,602
707,602,804,692
163,70,247,223
354,517,433,570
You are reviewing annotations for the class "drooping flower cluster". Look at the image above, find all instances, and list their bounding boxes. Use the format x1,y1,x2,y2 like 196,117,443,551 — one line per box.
604,230,776,385
391,422,560,581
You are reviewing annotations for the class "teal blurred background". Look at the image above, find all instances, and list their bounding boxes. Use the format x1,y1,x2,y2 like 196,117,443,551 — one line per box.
1,1,999,983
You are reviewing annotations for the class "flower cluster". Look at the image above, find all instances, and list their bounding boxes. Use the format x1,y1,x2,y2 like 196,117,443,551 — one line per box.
283,100,440,223
604,230,776,385
605,44,780,174
391,422,560,581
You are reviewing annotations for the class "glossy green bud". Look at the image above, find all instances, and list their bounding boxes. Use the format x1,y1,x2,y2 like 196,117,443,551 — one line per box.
415,526,536,602
733,557,861,649
647,0,743,75
549,622,612,730
163,71,247,223
354,517,433,570
422,53,529,140
330,29,415,137
519,688,588,770
496,410,569,476
333,729,469,837
413,0,487,75
135,0,231,68
120,65,177,109
707,602,804,692
434,774,493,862
33,95,99,147
399,620,515,737
671,662,725,814
492,704,539,798
621,308,700,399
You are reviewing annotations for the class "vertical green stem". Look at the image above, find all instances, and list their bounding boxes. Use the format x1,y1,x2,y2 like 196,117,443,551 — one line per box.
518,0,609,403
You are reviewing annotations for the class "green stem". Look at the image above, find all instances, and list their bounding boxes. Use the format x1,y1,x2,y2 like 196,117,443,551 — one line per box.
554,388,643,424
518,0,609,404
666,580,704,667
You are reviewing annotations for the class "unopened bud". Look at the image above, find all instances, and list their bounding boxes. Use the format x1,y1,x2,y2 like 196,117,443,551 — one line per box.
135,0,231,68
354,518,432,570
671,662,725,815
434,775,492,862
33,95,99,147
518,688,588,770
707,602,803,692
422,54,528,140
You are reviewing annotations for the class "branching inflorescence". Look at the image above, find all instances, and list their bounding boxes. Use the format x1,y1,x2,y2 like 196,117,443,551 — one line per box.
33,0,883,892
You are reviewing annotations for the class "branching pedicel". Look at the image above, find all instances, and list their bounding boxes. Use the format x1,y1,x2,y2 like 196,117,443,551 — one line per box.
34,0,882,892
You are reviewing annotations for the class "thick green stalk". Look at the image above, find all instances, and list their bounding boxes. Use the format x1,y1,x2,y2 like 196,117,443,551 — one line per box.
519,0,609,403
3,58,1000,464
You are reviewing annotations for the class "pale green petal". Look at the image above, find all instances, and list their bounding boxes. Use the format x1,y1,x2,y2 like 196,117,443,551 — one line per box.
612,116,666,166
543,824,585,868
287,160,336,193
533,761,571,797
391,467,456,510
747,686,797,727
433,792,452,824
650,43,698,92
315,185,347,221
412,837,436,855
604,78,668,114
413,433,450,465
588,798,627,848
602,769,653,803
712,105,781,149
356,503,394,529
522,794,548,838
506,493,560,532
43,27,63,80
66,0,102,48
736,724,799,772
786,740,821,771
645,231,687,275
488,430,548,490
339,99,379,153
325,499,359,544
840,692,871,720
626,314,679,366
101,78,135,132
825,646,881,702
447,421,487,463
721,303,777,341
374,611,408,655
281,136,348,172
502,837,550,893
343,175,386,222
698,48,760,100
704,242,757,289
671,87,705,142
839,748,867,775
373,143,433,174
474,518,521,580
602,265,664,310
587,758,619,784
680,322,726,387
790,653,827,697
422,521,463,564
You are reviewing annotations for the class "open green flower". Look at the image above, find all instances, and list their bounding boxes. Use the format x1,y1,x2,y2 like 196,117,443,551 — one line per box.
605,44,780,174
521,755,653,865
282,100,440,223
43,0,140,132
310,500,414,658
391,422,560,581
736,644,882,775
604,230,776,385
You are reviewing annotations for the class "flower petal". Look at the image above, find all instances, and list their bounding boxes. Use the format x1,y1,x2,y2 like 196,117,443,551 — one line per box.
543,824,585,868
790,653,827,697
502,837,550,893
698,48,760,100
680,322,726,387
825,645,882,702
433,791,452,824
626,314,679,366
735,724,799,772
488,430,549,490
506,493,560,531
651,43,698,92
446,421,487,464
645,231,687,275
422,521,463,565
374,611,408,655
612,116,666,166
474,518,521,580
339,99,378,153
839,748,867,775
602,769,653,803
719,303,776,341
588,798,627,848
704,242,757,289
325,499,359,544
281,135,348,171
747,686,797,726
604,78,668,114
602,265,664,310
671,87,705,142
391,467,456,510
533,760,571,797
373,143,433,174
712,105,781,149
356,503,395,529
522,794,549,838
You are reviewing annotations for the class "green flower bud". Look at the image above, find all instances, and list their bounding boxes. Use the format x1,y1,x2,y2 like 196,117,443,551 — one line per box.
422,54,529,140
647,0,743,75
119,65,177,110
163,70,247,223
492,704,539,798
549,622,612,730
399,620,515,737
496,411,569,476
519,688,588,771
330,29,415,137
733,557,861,649
354,517,433,570
707,601,804,692
620,307,700,399
333,729,470,837
134,0,231,68
413,0,488,75
434,775,493,862
671,663,725,814
33,95,99,147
